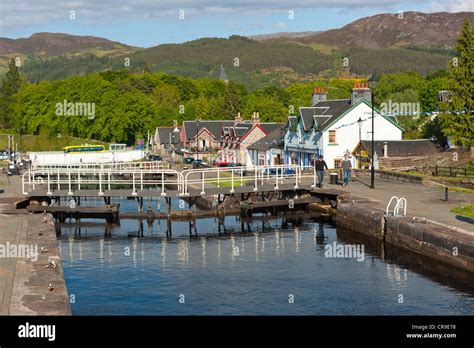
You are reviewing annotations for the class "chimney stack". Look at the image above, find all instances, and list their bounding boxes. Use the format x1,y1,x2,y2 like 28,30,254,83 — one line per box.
351,82,371,105
252,112,260,125
234,112,242,124
312,87,328,105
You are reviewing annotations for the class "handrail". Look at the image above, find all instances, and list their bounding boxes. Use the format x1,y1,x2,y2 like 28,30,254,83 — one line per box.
386,196,407,216
22,164,317,197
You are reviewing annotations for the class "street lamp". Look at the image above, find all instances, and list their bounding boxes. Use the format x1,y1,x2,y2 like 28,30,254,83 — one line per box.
368,72,378,189
357,117,363,169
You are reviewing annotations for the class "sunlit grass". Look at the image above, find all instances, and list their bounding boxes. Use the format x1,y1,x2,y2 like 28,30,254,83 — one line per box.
451,204,474,218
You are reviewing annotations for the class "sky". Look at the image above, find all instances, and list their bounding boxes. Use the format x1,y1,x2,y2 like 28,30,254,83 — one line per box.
0,0,472,47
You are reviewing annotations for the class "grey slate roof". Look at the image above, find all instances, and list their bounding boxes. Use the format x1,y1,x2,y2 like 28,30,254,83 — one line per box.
260,122,283,134
359,139,438,158
183,120,234,141
248,125,285,151
287,116,297,129
156,127,181,145
299,99,352,131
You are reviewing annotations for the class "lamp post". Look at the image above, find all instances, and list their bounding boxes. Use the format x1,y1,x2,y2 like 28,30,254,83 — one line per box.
368,73,378,189
357,117,363,169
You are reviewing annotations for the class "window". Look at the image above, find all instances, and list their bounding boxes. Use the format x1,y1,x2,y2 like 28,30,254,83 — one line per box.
328,130,336,143
334,158,342,169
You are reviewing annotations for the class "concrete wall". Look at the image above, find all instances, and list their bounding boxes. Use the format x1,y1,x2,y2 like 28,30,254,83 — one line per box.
385,216,474,272
336,203,474,273
336,204,385,240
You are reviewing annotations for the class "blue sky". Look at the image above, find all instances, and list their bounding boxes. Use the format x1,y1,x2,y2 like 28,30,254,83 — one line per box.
1,0,472,47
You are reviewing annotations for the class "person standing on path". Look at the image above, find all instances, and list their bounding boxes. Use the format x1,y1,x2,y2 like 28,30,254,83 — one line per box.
341,155,352,187
315,155,328,188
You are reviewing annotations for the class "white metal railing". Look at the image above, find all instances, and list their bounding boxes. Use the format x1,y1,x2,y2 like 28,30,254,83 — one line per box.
22,164,316,197
182,164,315,196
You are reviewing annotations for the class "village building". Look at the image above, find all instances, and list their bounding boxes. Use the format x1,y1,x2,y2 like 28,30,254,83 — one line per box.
352,139,439,170
247,126,285,166
220,112,282,166
152,123,181,154
284,85,404,169
180,120,234,159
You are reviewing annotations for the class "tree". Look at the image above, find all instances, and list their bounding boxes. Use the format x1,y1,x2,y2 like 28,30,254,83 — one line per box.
0,58,22,127
222,81,242,118
243,95,287,122
439,19,474,147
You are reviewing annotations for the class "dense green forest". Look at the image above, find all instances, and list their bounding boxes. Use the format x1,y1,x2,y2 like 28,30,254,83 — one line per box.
1,21,471,147
19,36,454,90
5,69,367,143
2,67,453,145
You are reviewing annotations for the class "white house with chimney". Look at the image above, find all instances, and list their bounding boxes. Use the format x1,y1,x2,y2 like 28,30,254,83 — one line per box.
284,84,403,169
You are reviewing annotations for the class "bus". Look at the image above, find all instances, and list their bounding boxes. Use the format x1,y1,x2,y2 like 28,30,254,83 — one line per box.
63,145,106,154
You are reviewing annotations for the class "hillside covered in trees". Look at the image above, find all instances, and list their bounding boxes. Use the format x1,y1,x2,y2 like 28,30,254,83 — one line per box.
5,66,453,145
20,35,454,90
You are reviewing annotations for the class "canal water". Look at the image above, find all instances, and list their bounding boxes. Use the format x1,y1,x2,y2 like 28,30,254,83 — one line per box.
58,197,474,315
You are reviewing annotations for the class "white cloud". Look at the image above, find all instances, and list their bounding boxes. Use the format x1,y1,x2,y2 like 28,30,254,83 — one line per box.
272,21,288,30
428,1,474,12
3,0,465,35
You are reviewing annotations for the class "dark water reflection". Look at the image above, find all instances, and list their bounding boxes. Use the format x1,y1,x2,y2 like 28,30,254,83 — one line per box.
56,198,474,315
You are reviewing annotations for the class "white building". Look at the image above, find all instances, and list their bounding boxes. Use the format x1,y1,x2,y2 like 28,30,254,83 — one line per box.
284,84,403,169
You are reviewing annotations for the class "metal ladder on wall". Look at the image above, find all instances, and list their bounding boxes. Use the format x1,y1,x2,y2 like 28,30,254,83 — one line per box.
386,196,407,217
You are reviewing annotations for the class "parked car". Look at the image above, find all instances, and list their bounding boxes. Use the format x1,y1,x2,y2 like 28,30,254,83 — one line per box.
215,161,230,167
193,159,209,168
7,163,19,176
183,157,195,164
263,167,294,176
228,162,246,175
147,154,163,161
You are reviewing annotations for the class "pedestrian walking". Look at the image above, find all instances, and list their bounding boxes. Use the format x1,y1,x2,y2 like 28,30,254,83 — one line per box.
341,155,352,187
315,155,328,188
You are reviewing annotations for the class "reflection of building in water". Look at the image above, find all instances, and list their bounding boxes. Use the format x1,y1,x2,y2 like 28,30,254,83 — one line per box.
295,228,300,253
274,231,280,256
99,239,104,262
314,223,326,248
231,235,236,262
68,236,74,262
132,238,138,268
201,237,207,266
108,240,112,262
254,233,259,261
161,239,167,265
386,264,408,286
177,239,189,263
217,239,221,262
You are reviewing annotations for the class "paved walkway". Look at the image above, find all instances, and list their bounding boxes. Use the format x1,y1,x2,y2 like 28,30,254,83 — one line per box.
0,214,26,314
336,176,474,232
